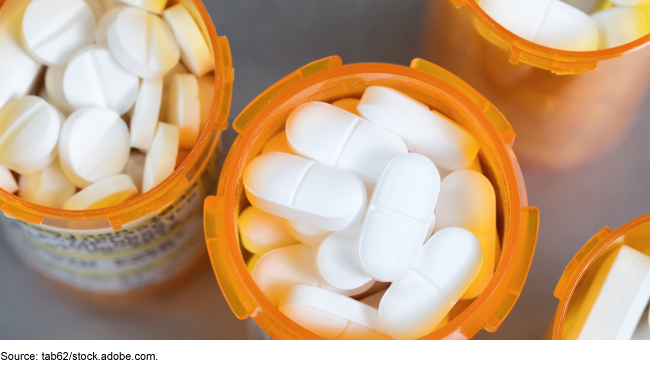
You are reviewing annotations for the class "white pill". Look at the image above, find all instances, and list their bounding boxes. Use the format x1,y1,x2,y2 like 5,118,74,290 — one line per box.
159,62,188,121
59,107,130,188
566,245,650,340
318,226,373,291
0,96,62,175
198,73,215,133
478,0,599,51
287,102,407,184
331,98,361,116
118,0,167,14
252,243,373,306
279,285,391,340
435,170,497,300
261,131,295,155
0,165,18,194
122,150,145,191
379,228,482,340
286,220,332,245
95,5,127,44
107,6,181,79
63,174,137,210
21,0,96,66
130,78,163,150
238,205,297,255
358,86,479,171
45,66,75,116
19,159,76,209
166,73,200,149
142,122,179,193
591,7,649,49
0,0,44,112
162,4,214,77
358,153,440,282
244,152,368,232
63,45,140,115
84,0,122,22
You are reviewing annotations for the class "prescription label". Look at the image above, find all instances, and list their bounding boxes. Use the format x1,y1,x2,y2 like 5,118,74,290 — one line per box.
0,142,223,294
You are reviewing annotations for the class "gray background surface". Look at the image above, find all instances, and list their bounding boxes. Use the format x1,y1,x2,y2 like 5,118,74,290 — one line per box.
2,0,650,340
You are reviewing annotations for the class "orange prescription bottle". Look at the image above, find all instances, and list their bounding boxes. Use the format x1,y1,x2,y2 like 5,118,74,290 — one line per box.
423,0,650,170
0,0,234,302
551,213,650,339
203,57,540,340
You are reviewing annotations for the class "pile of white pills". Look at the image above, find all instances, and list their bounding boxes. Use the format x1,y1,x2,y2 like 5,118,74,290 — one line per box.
240,86,499,340
478,0,650,51
0,0,215,210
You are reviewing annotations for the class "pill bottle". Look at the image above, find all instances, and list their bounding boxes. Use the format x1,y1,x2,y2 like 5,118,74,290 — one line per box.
0,0,233,303
551,213,650,339
423,0,650,170
204,56,540,340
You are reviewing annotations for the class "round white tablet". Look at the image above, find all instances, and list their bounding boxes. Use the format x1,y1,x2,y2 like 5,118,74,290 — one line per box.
0,164,18,194
63,45,140,115
118,0,167,14
59,107,130,188
95,5,127,44
84,0,122,22
122,150,145,192
45,66,75,116
162,4,214,77
19,158,76,209
166,73,200,149
142,122,179,193
107,6,181,79
130,78,163,151
63,174,138,210
21,0,96,66
0,96,62,175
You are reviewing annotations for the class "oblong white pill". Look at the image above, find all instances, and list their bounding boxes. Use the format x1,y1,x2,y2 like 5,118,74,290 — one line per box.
122,150,145,192
331,98,361,116
238,205,297,255
59,107,130,188
166,73,200,149
287,102,408,184
478,0,599,51
19,159,76,209
95,5,127,44
286,220,332,245
591,7,649,49
162,4,213,77
118,0,167,14
63,45,140,115
160,62,188,122
45,66,75,116
279,285,392,340
261,131,295,155
358,153,440,282
63,174,138,210
0,0,44,112
130,78,163,151
244,152,368,232
198,73,215,133
318,226,373,291
0,96,62,175
435,170,497,300
379,228,482,340
358,86,479,171
0,165,18,194
107,6,181,79
142,122,179,193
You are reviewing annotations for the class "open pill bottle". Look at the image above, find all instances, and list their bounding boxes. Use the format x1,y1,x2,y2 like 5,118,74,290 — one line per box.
551,213,650,339
0,0,233,302
203,57,540,340
424,0,650,170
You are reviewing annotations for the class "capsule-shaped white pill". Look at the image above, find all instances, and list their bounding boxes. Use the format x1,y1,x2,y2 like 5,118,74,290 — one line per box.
358,153,440,282
21,0,96,66
238,205,297,255
166,73,200,149
59,107,130,188
378,228,482,340
279,285,392,340
287,102,407,184
118,0,168,14
244,153,368,232
478,0,599,51
19,158,76,209
286,220,332,245
63,174,138,210
252,243,374,306
0,96,62,175
130,78,163,151
163,4,214,77
261,131,295,155
435,170,496,299
107,6,181,79
0,165,18,194
331,98,361,116
142,122,179,193
318,226,373,291
591,7,649,49
358,86,479,171
122,150,145,192
45,66,75,116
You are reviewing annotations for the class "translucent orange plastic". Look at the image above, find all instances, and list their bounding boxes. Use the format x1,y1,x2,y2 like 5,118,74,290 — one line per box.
204,57,540,340
424,0,650,169
552,213,650,340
